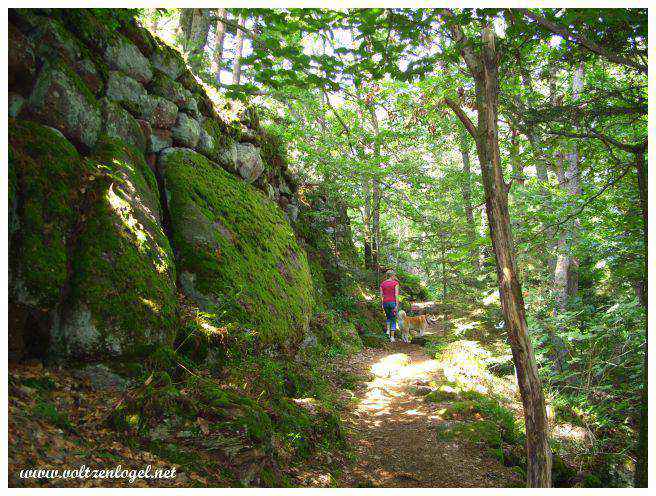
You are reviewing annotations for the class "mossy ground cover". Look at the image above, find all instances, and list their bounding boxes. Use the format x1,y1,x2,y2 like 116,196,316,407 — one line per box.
424,307,615,487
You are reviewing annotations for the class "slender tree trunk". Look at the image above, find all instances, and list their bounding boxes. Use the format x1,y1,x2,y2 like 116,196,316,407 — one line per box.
634,150,648,487
369,106,382,272
550,64,584,376
510,127,525,185
232,14,246,85
179,9,212,73
459,126,481,269
460,127,475,227
445,21,552,486
212,8,227,85
363,175,373,270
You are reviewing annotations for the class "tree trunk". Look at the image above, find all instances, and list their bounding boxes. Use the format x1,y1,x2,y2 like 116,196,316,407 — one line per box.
634,151,648,487
510,127,524,185
362,175,374,270
179,9,212,73
232,14,246,85
369,106,382,272
459,126,481,268
460,127,475,227
212,8,227,85
445,21,552,486
550,64,584,374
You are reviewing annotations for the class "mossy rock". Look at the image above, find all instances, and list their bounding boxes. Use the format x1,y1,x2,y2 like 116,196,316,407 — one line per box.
8,120,87,305
8,119,90,358
26,59,102,149
199,117,238,171
55,137,178,359
159,148,315,352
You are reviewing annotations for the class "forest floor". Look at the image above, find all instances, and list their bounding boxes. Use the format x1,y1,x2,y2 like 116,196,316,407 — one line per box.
8,311,597,488
333,332,523,488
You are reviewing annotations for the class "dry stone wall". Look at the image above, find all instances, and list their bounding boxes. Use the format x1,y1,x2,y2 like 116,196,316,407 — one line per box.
8,9,311,361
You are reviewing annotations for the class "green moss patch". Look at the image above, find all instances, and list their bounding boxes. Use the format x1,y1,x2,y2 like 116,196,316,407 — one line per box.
8,119,87,309
58,137,178,359
160,148,315,352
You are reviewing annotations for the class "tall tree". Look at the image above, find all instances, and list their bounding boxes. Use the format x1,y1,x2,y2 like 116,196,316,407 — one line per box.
232,13,246,85
178,8,212,73
442,14,552,486
212,8,227,85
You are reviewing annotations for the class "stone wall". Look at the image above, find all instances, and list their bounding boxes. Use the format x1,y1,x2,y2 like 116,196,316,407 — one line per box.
8,9,311,361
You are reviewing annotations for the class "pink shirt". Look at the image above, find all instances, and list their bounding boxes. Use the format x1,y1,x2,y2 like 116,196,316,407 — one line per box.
380,279,399,303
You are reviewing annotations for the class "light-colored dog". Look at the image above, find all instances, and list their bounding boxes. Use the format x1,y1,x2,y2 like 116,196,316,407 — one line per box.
397,310,427,343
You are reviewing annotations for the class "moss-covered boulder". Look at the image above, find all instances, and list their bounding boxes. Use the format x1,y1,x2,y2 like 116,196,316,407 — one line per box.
106,70,147,115
55,138,178,359
26,61,101,149
100,98,147,152
147,69,193,107
159,148,315,350
171,112,200,148
103,35,153,84
8,120,89,359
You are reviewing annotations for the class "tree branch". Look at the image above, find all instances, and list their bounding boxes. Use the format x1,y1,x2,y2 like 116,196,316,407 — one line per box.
443,97,477,139
520,9,647,74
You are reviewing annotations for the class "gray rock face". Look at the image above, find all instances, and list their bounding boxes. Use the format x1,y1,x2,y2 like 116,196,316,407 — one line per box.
197,128,214,156
104,36,153,84
234,143,265,183
140,94,178,129
106,71,146,113
171,112,200,148
150,47,185,80
27,62,101,148
150,129,172,153
9,93,25,118
100,98,147,152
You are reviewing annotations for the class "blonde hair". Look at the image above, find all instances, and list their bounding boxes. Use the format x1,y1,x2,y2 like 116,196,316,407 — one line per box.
386,269,396,278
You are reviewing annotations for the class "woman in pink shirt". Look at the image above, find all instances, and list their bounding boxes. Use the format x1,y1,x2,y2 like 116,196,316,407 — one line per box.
380,269,400,342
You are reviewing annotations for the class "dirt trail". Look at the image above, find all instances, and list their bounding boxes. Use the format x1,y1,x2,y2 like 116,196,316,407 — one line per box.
337,335,521,488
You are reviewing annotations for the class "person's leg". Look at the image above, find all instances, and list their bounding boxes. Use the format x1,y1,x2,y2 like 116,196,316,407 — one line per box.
389,302,397,342
383,302,395,342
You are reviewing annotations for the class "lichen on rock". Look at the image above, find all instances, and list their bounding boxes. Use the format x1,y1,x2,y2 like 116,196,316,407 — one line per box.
140,94,178,129
171,112,200,148
104,35,153,84
106,70,147,115
100,98,147,152
26,60,102,149
234,143,265,183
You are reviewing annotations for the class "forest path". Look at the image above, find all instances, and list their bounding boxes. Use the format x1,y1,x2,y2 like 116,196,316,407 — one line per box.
336,332,521,488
